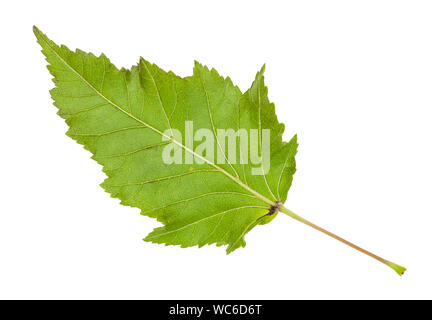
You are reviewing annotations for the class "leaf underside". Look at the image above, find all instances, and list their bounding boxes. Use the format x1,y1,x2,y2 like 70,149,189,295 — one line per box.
34,27,298,253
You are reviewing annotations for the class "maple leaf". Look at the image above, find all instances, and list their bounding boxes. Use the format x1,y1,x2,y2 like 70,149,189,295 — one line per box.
34,26,405,275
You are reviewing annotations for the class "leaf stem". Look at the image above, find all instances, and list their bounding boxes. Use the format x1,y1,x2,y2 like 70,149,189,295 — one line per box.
279,205,406,276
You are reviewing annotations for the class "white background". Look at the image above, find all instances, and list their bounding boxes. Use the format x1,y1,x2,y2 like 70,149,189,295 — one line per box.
1,0,431,299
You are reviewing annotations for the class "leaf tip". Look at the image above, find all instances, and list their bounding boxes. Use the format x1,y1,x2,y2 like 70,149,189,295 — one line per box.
33,25,42,38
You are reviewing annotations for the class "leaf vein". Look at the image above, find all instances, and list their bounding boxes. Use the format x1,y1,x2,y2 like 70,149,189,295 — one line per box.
198,72,240,179
69,125,147,137
97,141,170,159
146,205,267,240
141,191,257,214
110,169,219,187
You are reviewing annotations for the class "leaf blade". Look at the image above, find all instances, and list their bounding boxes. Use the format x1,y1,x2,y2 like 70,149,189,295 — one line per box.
34,26,297,252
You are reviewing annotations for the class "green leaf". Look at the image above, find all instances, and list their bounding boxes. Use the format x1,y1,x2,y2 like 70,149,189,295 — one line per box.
34,26,297,254
34,27,406,275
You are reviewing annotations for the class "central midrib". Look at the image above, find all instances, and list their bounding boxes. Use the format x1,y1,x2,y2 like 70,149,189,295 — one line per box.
41,36,276,207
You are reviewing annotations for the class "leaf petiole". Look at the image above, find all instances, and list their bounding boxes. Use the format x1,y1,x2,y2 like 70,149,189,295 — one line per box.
279,205,406,276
